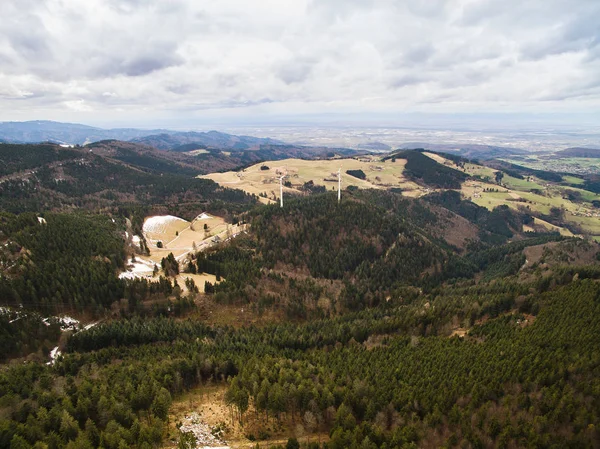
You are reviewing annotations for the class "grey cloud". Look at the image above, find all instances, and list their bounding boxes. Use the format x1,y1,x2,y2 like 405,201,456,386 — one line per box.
403,44,435,64
278,62,313,85
0,0,599,122
405,0,451,18
388,74,430,89
307,0,374,21
9,33,51,60
521,5,600,60
121,54,183,77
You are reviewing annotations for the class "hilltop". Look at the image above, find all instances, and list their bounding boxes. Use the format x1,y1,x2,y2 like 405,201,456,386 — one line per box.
203,148,600,241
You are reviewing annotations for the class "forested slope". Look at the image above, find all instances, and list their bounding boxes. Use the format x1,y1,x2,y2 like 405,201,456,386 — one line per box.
0,142,257,214
3,272,600,448
1,152,600,449
384,150,468,188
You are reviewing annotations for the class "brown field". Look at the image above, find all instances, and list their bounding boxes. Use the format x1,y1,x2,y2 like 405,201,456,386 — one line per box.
200,157,424,200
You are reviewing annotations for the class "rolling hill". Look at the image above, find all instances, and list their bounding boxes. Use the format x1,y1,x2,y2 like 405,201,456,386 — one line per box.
131,130,283,151
0,141,257,215
555,147,600,158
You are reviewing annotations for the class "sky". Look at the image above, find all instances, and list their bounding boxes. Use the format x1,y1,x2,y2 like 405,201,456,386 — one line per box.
1,0,599,128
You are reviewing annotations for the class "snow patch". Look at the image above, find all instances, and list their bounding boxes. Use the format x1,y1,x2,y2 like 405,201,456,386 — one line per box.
132,235,141,245
119,258,156,279
37,216,47,224
196,212,212,220
84,322,99,331
44,315,80,331
47,346,61,365
143,215,188,234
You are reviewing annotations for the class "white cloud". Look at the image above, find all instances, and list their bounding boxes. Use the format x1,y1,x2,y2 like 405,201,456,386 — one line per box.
0,0,599,125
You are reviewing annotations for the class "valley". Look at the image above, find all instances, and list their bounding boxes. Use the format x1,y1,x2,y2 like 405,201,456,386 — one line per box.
1,136,600,449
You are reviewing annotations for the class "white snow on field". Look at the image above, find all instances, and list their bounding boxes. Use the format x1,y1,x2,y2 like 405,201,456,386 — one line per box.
47,346,61,365
84,322,99,331
43,315,79,330
119,258,156,279
56,316,79,330
132,235,141,245
143,215,188,234
37,216,47,224
196,212,212,220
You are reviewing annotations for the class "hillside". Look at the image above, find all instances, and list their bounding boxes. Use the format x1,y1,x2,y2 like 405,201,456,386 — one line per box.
555,147,600,158
2,189,599,448
1,140,600,449
131,130,282,151
0,142,257,214
386,149,469,188
397,143,528,160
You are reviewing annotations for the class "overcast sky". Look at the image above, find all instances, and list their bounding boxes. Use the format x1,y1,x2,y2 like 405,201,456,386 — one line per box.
1,0,599,128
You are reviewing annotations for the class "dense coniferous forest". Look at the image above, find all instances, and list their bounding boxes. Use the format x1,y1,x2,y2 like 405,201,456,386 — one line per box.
383,150,468,189
0,213,126,314
1,142,600,448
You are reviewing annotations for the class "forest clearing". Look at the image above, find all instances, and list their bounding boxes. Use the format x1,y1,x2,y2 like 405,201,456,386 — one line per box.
164,386,330,449
120,213,247,293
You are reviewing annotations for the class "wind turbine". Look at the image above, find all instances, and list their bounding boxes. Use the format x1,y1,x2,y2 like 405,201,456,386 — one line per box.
279,175,285,208
337,167,341,204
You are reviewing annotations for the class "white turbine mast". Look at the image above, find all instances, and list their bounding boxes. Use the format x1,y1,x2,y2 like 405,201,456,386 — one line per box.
279,175,285,208
337,167,341,203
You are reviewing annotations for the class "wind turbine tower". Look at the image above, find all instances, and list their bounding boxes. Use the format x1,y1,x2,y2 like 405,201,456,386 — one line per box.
337,167,341,203
279,175,284,208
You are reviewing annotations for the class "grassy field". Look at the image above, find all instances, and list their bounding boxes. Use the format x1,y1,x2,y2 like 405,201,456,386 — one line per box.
463,163,496,181
201,154,600,240
563,175,585,185
502,174,544,191
201,156,424,201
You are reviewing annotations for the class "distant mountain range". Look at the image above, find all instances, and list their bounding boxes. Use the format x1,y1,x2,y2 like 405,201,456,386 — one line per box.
2,120,587,161
0,121,283,151
131,130,282,151
0,120,167,145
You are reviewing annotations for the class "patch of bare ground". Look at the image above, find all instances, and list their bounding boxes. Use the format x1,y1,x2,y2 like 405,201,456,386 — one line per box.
450,328,468,338
363,333,391,349
438,214,479,252
200,295,285,328
522,239,600,270
165,386,329,449
518,313,536,328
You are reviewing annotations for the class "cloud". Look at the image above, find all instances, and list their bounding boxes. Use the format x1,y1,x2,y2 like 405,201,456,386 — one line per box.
0,0,598,124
